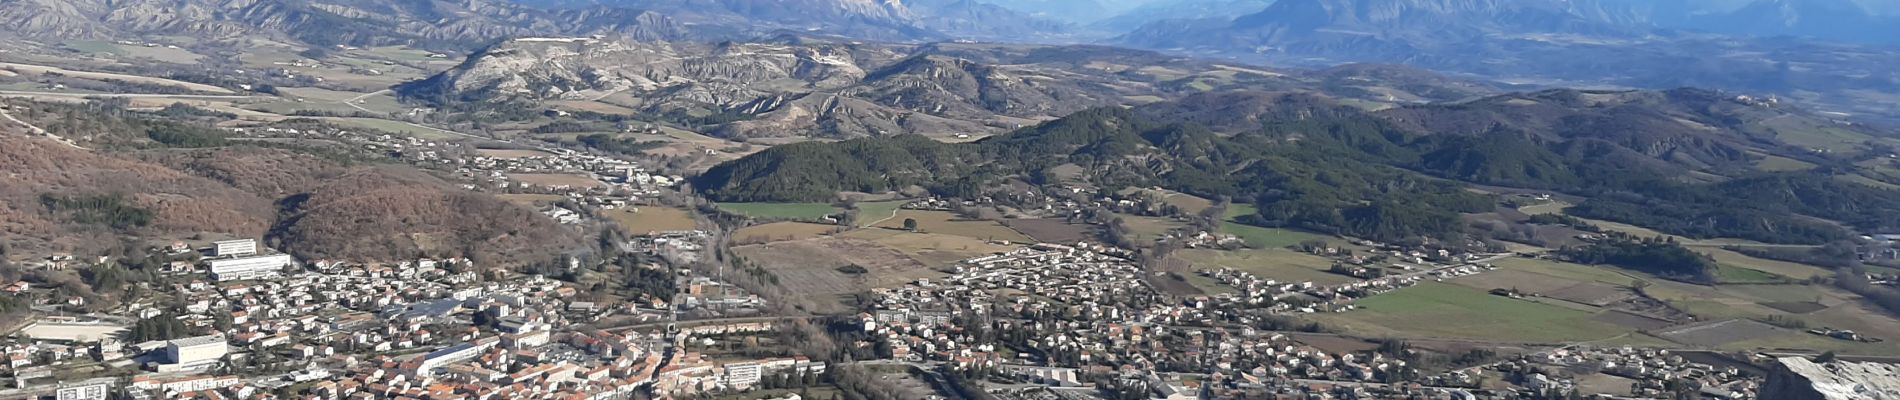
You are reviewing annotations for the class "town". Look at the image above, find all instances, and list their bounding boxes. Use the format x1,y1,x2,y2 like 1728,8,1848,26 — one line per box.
3,102,1897,400
12,228,1891,400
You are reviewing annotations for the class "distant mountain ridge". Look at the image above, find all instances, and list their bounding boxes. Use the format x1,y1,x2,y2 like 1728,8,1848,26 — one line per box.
0,0,695,48
1115,0,1900,121
399,36,1505,139
0,0,1077,50
1683,0,1899,44
1123,0,1653,51
1092,0,1278,31
513,0,1075,41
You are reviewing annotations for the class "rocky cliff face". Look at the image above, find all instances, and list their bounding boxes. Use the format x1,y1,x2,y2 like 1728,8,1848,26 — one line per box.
0,0,117,40
402,38,883,104
1761,357,1900,400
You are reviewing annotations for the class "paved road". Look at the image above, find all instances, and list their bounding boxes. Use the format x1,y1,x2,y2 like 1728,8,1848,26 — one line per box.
340,89,392,114
593,315,818,333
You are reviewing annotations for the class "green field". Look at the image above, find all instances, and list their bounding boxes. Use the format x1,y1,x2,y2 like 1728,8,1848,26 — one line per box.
1224,203,1258,220
1120,215,1187,242
1489,257,1639,287
1722,284,1832,304
853,201,907,227
1702,247,1832,280
874,210,1033,243
1454,256,1900,354
1224,223,1337,249
1716,265,1787,284
734,222,840,243
605,207,698,234
716,202,838,220
1314,282,1635,342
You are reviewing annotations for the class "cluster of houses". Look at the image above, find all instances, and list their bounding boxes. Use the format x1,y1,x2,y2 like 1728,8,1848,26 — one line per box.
1199,267,1414,314
230,123,682,207
0,229,836,400
1473,346,1763,399
856,243,1528,398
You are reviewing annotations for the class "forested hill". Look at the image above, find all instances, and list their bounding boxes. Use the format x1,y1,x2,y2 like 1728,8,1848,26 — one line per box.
695,89,1900,244
697,105,1497,242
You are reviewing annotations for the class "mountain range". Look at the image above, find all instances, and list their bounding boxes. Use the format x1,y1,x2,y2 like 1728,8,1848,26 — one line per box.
1680,0,1899,44
1114,0,1900,120
1091,0,1280,31
513,0,1076,41
5,0,1896,119
397,36,1501,139
0,0,1080,49
0,0,688,47
3,0,1893,50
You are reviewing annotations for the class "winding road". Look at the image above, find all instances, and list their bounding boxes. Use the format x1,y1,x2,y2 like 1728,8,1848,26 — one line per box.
0,105,86,149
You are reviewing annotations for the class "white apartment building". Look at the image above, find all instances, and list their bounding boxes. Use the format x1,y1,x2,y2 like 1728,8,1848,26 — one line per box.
211,239,258,257
208,254,294,281
724,362,762,389
416,338,500,375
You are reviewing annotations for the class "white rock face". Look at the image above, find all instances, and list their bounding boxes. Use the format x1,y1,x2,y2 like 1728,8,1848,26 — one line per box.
403,36,1194,138
422,38,874,104
1765,357,1900,400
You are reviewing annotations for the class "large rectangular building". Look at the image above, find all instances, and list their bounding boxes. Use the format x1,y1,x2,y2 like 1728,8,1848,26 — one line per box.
211,239,258,257
208,254,294,281
164,335,227,367
416,338,500,375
